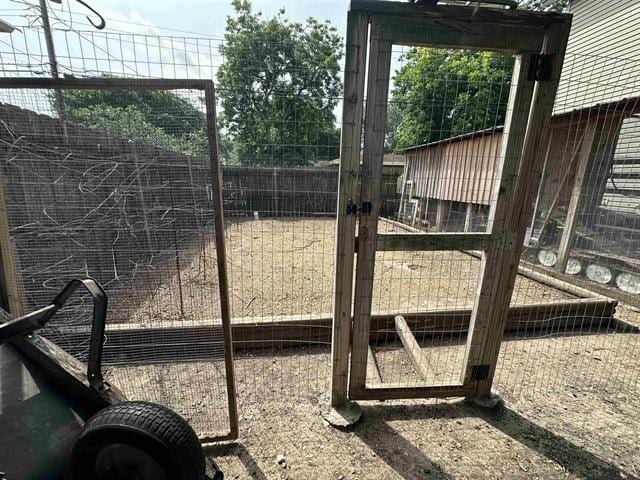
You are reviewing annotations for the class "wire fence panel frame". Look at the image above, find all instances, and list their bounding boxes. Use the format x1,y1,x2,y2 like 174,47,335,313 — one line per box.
339,3,573,402
0,77,239,442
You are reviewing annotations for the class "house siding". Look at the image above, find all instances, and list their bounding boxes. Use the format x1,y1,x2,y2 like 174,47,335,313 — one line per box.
554,0,640,115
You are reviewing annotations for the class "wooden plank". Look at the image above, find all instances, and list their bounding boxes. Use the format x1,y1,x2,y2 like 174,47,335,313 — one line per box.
556,120,598,272
373,232,491,251
464,204,474,233
395,315,433,381
435,199,445,231
1,303,126,411
330,11,369,408
47,297,620,363
375,14,545,53
350,1,570,28
464,22,572,396
348,22,394,395
351,383,475,401
0,165,23,316
366,346,382,385
204,82,239,439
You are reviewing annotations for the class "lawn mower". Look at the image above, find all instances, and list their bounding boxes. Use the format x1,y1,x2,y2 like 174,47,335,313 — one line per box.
0,278,223,480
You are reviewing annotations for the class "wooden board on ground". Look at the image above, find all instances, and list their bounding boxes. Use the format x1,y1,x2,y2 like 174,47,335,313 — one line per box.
395,315,434,380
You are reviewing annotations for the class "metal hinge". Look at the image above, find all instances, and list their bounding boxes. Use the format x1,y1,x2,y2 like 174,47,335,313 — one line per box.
471,364,491,381
346,199,372,215
528,53,554,82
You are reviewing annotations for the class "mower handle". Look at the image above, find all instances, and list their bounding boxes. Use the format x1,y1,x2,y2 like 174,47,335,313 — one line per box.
0,278,108,392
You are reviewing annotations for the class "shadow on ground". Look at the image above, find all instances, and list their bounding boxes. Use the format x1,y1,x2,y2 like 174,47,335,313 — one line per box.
204,442,268,480
354,400,622,480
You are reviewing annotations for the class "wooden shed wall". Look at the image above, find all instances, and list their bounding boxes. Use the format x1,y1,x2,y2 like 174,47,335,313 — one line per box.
404,133,503,206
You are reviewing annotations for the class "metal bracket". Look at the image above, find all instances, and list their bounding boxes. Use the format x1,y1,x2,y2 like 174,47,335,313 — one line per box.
471,364,491,381
528,53,554,82
346,199,372,215
495,230,517,251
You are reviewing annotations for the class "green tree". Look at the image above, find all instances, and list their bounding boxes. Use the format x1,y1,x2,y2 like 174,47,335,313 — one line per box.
217,0,343,166
388,49,513,152
386,0,569,152
62,87,231,160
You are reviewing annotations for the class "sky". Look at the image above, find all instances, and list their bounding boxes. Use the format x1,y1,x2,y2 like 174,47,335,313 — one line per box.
0,0,360,115
0,0,351,39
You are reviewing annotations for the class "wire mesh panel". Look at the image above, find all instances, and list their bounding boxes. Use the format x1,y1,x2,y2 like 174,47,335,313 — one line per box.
0,20,348,431
341,5,577,402
494,52,640,403
0,81,234,439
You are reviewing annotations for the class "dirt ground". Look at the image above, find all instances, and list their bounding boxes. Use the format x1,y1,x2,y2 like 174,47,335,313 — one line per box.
127,218,573,325
109,217,640,479
110,329,640,479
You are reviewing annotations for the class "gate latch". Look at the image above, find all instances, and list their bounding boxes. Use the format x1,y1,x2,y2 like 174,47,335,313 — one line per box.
346,199,372,215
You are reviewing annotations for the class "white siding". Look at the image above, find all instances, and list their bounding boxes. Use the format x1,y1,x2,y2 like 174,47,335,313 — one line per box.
554,0,640,114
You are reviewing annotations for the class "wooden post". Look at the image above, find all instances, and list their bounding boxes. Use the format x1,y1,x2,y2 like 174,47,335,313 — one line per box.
203,82,239,439
348,22,393,394
556,120,597,272
0,166,23,316
529,130,554,236
463,22,572,397
435,199,445,231
330,11,369,408
464,203,474,232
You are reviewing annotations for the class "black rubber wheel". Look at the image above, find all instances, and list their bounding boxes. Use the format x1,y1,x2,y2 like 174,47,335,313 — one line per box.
71,401,206,480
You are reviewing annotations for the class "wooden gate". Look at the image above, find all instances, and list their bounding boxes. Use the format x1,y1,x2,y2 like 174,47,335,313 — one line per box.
330,1,571,406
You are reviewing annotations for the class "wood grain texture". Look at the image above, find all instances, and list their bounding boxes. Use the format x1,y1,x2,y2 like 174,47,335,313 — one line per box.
204,82,239,438
330,11,369,407
464,23,572,396
373,232,491,251
349,22,394,395
395,315,434,381
555,120,598,271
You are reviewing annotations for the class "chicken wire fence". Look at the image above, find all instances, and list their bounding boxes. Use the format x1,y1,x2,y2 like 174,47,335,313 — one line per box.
0,22,638,438
387,44,640,399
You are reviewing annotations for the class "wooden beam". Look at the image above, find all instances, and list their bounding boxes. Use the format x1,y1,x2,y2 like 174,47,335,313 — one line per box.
0,165,23,316
49,298,620,363
350,1,571,28
395,315,434,381
435,199,445,231
330,11,369,408
350,383,475,401
375,14,545,53
373,232,491,251
1,305,126,411
349,22,393,396
464,22,572,397
204,82,239,439
464,203,474,233
556,120,598,272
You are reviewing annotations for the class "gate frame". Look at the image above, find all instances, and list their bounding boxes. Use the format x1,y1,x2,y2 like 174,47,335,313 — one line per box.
331,1,572,406
0,77,239,442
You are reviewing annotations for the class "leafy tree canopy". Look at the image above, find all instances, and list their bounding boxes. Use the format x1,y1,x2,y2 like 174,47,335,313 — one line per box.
62,86,218,159
387,49,513,152
217,0,343,166
386,0,568,152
